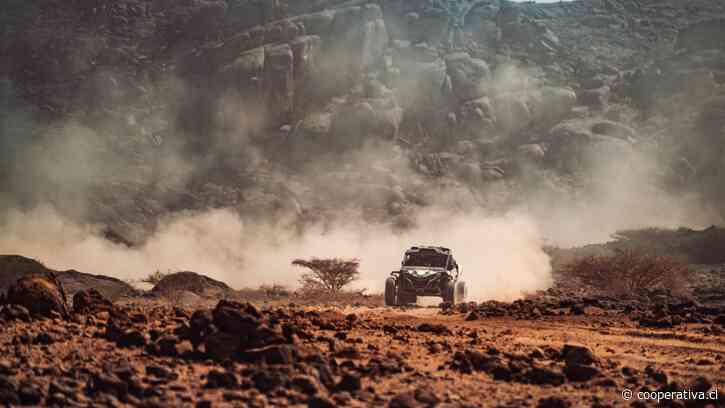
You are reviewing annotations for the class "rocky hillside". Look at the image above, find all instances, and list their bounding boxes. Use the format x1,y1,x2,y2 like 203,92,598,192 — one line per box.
1,0,725,242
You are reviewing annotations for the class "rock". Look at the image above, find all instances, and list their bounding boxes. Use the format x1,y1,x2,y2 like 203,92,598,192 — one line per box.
0,375,19,405
0,304,31,322
218,47,265,90
250,367,290,393
389,391,419,408
645,365,668,384
205,370,238,389
152,271,232,298
117,330,148,348
154,335,187,357
465,310,480,321
88,372,128,401
291,35,321,83
561,344,598,366
445,53,492,101
188,309,214,349
396,59,450,112
546,118,635,171
295,11,334,36
517,144,546,162
291,375,322,396
308,396,336,408
212,300,260,334
523,367,565,386
5,273,69,319
334,374,361,392
17,380,43,405
537,396,571,408
563,364,600,382
240,345,298,365
57,270,135,300
416,323,451,335
689,376,712,393
0,255,56,295
202,331,239,361
493,93,531,133
33,332,56,345
576,86,610,109
534,86,577,123
458,97,496,138
72,289,113,315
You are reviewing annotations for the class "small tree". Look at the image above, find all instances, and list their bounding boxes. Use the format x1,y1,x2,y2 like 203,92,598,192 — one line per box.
291,258,360,293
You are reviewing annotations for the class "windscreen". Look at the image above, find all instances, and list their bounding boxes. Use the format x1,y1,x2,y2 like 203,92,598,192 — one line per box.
403,251,448,268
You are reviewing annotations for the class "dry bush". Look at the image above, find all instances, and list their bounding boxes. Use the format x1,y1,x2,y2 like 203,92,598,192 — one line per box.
562,250,692,295
291,257,360,294
141,270,171,286
260,284,291,298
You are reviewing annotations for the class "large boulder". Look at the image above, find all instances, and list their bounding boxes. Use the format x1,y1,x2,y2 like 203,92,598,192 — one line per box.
445,53,492,102
0,255,133,300
218,47,265,92
576,86,610,110
395,58,451,112
4,274,69,319
328,5,388,77
72,289,114,315
0,255,52,295
58,270,135,301
458,97,496,140
545,119,636,171
530,86,577,124
492,93,532,134
151,271,233,298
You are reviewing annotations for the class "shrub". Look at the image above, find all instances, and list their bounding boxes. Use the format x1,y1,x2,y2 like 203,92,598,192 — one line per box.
291,258,360,294
260,284,291,298
141,270,171,286
562,250,691,295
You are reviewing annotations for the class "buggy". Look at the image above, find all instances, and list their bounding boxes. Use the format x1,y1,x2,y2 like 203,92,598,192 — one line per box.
385,246,467,306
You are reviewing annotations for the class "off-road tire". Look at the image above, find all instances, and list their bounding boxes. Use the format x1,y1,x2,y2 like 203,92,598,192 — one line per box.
385,277,398,306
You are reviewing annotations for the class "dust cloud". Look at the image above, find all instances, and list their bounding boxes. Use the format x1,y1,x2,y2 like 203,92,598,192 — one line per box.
0,205,550,301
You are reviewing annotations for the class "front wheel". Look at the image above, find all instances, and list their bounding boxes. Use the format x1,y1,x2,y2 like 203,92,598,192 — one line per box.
385,277,398,306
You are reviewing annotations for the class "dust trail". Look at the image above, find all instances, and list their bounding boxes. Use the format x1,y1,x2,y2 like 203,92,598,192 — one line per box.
0,206,551,301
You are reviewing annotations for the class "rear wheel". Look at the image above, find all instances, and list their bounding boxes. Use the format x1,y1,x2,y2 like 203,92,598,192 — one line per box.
385,277,398,306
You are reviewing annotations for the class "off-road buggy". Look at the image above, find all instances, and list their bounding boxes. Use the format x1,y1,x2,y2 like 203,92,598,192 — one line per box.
385,246,466,306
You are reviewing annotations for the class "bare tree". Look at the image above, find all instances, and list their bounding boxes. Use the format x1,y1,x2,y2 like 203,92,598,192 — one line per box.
291,258,360,293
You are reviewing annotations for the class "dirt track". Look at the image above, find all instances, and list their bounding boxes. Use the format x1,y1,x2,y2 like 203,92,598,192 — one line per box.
2,298,722,407
339,307,724,406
